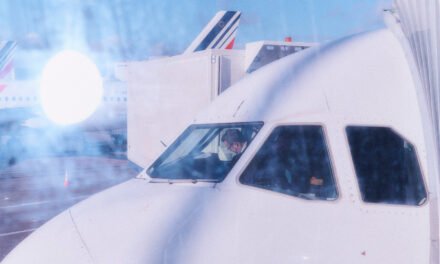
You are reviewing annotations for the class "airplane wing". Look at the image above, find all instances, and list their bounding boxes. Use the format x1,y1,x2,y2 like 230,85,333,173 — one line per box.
184,10,241,54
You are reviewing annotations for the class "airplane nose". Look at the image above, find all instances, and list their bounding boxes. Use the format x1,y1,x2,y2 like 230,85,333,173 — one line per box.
2,179,217,264
2,209,94,264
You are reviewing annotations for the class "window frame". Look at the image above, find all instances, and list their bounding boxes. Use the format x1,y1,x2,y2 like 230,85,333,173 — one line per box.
345,125,428,206
236,122,339,202
146,121,264,183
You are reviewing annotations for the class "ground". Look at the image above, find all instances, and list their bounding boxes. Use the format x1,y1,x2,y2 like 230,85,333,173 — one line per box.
0,153,139,261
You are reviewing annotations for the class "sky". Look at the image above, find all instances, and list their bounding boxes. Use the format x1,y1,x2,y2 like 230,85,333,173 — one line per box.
0,0,393,78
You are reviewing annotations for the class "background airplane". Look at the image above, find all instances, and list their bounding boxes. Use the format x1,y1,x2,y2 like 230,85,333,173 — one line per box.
0,10,241,166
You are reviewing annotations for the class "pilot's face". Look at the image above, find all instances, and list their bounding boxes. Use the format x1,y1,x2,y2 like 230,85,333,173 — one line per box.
228,141,243,154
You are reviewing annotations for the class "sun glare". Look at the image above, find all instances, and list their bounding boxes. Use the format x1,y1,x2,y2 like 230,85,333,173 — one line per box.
40,50,103,125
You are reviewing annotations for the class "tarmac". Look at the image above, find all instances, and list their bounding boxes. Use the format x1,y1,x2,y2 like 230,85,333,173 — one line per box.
0,156,139,261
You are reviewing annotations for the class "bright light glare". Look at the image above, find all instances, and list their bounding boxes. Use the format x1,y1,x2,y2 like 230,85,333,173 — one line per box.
40,50,103,125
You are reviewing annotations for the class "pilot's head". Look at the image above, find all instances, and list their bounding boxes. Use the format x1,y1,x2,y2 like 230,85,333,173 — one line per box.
221,129,246,154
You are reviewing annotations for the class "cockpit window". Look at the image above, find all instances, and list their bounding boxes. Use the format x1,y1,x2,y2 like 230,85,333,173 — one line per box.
346,126,427,206
147,122,263,182
239,125,338,200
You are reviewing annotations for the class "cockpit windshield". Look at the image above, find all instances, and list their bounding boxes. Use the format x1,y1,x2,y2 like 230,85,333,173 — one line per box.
147,122,263,182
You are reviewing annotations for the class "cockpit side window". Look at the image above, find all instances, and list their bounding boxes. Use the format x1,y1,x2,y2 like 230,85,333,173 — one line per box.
239,125,338,201
346,126,427,206
147,122,263,182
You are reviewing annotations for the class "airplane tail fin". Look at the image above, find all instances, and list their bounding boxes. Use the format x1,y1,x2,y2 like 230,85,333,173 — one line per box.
184,10,241,54
0,40,16,92
0,40,16,80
